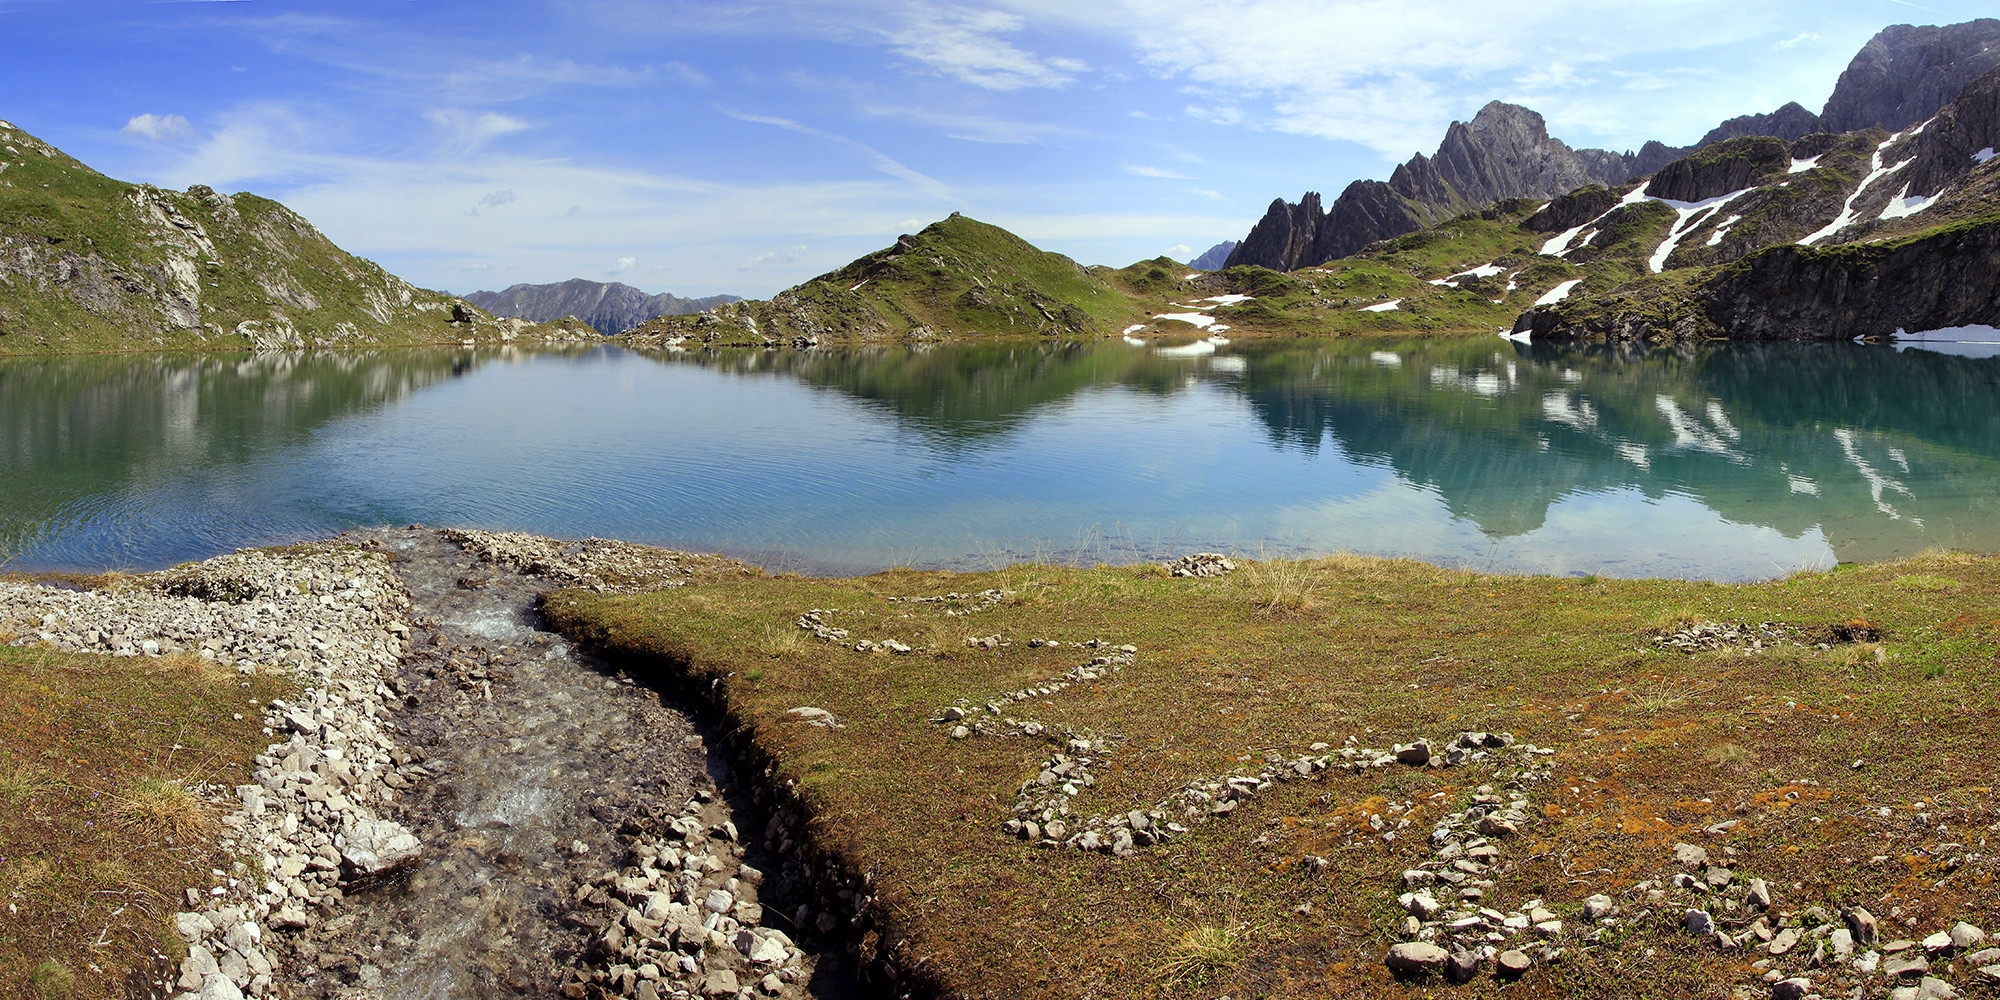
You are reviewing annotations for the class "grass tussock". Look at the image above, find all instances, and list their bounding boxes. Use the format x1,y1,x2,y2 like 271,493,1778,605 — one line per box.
544,549,2000,1000
118,778,214,840
1155,922,1250,984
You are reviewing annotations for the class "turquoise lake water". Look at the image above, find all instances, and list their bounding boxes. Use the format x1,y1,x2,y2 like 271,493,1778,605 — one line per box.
3,337,1997,580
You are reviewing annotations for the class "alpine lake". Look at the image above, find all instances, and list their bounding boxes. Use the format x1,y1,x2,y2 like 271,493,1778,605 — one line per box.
4,333,1999,582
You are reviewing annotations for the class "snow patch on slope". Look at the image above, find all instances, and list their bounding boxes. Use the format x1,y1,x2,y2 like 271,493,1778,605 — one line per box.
1533,279,1582,307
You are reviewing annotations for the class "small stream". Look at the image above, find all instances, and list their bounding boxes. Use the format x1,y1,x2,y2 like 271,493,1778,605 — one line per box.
269,527,813,999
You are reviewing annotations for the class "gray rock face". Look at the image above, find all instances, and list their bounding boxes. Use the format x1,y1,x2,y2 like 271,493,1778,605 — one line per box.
1525,186,1621,233
1821,19,2000,134
1901,66,2000,200
463,279,740,336
1229,193,1329,274
1692,213,2000,340
1698,102,1826,147
1187,241,1238,270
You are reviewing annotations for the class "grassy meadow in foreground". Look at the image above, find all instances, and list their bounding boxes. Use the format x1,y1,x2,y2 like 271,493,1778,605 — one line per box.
545,552,2000,1000
0,633,289,999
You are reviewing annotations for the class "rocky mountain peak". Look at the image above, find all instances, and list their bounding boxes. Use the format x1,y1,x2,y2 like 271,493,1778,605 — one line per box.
1227,101,1636,272
1820,19,2000,133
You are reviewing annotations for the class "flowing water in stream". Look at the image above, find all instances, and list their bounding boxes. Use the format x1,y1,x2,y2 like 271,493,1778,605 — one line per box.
276,528,825,1000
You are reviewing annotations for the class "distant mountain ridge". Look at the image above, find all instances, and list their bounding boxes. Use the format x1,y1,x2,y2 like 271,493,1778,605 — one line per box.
1188,241,1236,270
463,279,739,335
1227,18,2000,273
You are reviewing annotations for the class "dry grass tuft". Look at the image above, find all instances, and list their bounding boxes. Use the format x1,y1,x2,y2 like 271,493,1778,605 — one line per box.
150,653,229,679
1630,687,1693,714
118,778,214,841
1155,922,1248,984
1245,558,1320,613
759,624,804,658
1892,574,1961,593
1704,741,1752,768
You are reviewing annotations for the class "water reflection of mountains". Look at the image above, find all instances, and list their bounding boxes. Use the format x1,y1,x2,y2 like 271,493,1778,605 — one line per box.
0,350,478,566
658,339,2000,560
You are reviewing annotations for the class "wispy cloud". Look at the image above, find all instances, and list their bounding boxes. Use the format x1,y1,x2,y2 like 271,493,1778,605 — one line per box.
887,5,1089,91
741,244,808,270
423,108,532,155
723,109,956,202
465,188,519,216
1125,164,1190,179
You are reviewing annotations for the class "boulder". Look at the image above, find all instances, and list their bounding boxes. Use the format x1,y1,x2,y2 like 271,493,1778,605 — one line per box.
338,818,420,877
1385,942,1450,976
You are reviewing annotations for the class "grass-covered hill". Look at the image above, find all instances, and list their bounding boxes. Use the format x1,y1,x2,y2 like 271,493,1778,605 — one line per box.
619,212,1594,348
623,214,1145,346
0,119,581,354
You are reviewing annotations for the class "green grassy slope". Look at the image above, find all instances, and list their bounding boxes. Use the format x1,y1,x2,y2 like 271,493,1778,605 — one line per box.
0,120,581,354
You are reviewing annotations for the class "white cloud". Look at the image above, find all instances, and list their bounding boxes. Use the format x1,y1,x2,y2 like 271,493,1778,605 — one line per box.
1125,164,1190,179
1188,187,1226,201
887,5,1089,91
612,256,637,273
122,113,197,142
424,109,532,155
1775,32,1822,49
1164,243,1192,257
1049,0,1830,155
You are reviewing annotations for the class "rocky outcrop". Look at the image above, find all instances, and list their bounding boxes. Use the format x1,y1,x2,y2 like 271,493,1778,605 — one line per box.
1525,187,1620,233
1229,193,1331,273
1698,218,2000,339
462,279,739,336
1516,214,2000,342
1820,19,2000,134
1646,137,1793,203
1226,102,1642,271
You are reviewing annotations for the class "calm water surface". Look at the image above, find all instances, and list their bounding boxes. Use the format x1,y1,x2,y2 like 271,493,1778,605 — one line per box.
3,338,1997,580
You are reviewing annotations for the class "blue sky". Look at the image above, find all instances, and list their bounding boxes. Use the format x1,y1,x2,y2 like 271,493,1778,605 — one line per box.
1,1,1988,297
